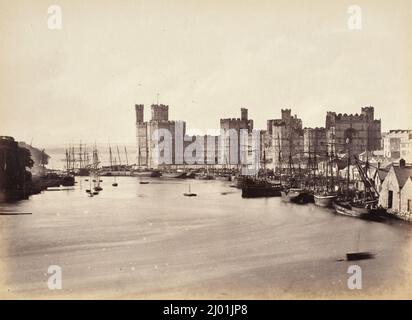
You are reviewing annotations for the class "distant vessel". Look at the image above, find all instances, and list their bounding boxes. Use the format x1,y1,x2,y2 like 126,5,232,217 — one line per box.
162,171,186,179
183,184,197,197
132,170,161,178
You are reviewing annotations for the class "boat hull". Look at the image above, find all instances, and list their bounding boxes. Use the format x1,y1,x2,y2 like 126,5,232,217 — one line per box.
161,172,187,179
314,194,338,207
333,201,385,221
132,170,161,178
242,186,282,198
281,189,313,204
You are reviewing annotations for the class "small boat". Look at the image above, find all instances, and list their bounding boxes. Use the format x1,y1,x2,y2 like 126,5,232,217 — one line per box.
93,191,99,195
346,231,374,261
139,181,149,184
314,193,338,207
94,186,103,191
346,252,374,261
85,189,91,193
112,183,118,187
281,188,313,204
184,185,197,197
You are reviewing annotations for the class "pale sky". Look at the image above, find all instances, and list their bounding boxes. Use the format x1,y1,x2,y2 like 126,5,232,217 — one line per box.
0,0,411,147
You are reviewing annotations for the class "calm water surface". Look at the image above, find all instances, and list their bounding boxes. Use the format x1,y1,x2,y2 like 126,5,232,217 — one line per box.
0,177,411,298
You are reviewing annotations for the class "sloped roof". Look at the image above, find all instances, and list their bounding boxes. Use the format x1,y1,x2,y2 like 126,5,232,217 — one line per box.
393,166,412,188
375,163,392,182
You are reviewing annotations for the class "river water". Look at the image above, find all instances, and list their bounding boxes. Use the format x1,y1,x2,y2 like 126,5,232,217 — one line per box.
0,177,411,298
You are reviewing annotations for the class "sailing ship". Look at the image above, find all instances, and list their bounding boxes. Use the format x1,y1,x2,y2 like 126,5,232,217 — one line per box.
241,150,282,198
279,135,313,204
314,149,337,207
333,154,385,221
108,145,118,186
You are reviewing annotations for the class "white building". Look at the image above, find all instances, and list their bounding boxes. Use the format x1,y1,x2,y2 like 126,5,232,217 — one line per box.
378,160,412,214
383,130,412,164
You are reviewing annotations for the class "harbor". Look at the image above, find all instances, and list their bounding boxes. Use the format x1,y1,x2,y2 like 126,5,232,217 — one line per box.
1,0,412,300
1,176,411,298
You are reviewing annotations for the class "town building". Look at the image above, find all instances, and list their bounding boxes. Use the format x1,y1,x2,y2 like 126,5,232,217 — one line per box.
325,106,381,156
383,129,412,164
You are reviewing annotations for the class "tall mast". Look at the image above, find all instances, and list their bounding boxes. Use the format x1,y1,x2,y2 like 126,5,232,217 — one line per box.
124,146,129,166
277,133,282,184
79,141,83,169
117,146,122,167
109,146,113,171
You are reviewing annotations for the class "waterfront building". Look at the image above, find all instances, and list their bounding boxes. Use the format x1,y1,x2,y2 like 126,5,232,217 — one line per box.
325,106,381,156
383,129,412,164
378,159,412,214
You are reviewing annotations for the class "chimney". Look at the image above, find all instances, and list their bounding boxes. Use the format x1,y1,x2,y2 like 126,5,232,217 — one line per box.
400,158,406,168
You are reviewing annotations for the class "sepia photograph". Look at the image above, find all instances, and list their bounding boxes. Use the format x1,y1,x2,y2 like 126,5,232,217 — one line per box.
1,0,412,302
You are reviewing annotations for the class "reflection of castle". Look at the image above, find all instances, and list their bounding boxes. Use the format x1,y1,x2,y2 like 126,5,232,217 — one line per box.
326,106,381,156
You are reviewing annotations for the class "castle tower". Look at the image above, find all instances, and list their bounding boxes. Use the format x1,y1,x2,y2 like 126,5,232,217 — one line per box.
281,109,291,120
361,106,374,121
135,104,144,123
241,108,248,121
151,104,169,121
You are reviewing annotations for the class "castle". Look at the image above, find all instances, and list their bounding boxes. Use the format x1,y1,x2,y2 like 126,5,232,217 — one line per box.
135,104,383,170
325,106,381,156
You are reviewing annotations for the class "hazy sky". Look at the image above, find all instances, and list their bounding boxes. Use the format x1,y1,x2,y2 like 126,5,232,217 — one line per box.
0,0,411,147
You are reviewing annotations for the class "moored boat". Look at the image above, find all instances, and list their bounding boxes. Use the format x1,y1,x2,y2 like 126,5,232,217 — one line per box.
333,200,386,221
132,170,161,178
314,193,338,207
281,188,313,204
161,171,187,179
242,180,282,198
